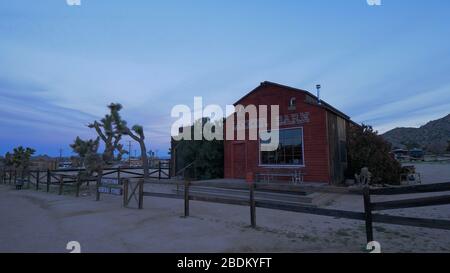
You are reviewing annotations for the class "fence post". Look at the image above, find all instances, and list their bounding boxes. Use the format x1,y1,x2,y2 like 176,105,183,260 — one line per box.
58,175,64,195
36,170,40,191
27,172,31,189
123,179,129,207
75,176,81,197
158,161,162,180
184,180,190,217
96,175,101,201
363,187,374,244
138,178,144,209
46,169,51,192
249,182,256,228
168,162,171,179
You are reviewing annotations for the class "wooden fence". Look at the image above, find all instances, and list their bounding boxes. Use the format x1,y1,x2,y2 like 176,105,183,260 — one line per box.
363,182,450,243
132,179,450,244
2,166,450,245
0,164,171,198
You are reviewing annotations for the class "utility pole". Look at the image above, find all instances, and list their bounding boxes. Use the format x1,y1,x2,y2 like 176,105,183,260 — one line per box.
128,141,132,166
58,148,63,164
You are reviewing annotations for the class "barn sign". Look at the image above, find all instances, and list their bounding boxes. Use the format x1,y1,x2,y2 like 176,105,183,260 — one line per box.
234,112,311,130
279,112,310,126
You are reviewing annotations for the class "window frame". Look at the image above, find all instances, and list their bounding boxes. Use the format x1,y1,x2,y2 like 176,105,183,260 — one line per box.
258,127,305,168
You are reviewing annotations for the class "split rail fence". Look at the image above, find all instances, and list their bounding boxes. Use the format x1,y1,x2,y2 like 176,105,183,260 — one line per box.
0,164,170,198
2,166,450,244
131,179,450,244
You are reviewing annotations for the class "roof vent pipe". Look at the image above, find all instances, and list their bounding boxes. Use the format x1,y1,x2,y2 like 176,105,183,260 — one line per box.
316,84,321,105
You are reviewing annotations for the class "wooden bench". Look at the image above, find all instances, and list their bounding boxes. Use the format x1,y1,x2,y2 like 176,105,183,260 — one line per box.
15,179,27,190
256,170,305,184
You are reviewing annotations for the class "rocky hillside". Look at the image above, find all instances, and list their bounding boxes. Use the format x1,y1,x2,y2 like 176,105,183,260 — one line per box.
382,114,450,153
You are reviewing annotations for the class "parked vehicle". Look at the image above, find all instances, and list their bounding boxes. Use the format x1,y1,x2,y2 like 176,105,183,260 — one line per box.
392,149,409,161
409,148,425,161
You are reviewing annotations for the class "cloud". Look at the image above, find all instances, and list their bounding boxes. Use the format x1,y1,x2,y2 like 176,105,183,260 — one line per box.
352,83,450,132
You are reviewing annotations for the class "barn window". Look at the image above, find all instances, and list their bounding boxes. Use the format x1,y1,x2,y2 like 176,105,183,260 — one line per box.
260,128,304,166
289,97,297,110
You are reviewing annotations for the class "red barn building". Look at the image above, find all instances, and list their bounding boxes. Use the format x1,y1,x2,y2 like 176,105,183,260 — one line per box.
224,81,354,185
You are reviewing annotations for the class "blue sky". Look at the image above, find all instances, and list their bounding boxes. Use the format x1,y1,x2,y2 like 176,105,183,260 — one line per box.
1,0,450,157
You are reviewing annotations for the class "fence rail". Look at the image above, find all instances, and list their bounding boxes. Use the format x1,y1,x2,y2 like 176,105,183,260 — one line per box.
133,179,450,245
0,165,170,198
3,166,450,246
363,182,450,243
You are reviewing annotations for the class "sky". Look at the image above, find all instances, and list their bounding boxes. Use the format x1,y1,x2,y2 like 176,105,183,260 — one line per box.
1,0,450,157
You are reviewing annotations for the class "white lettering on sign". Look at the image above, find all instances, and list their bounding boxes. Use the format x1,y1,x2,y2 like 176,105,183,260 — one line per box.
235,112,310,130
98,186,123,196
101,178,121,185
279,112,310,126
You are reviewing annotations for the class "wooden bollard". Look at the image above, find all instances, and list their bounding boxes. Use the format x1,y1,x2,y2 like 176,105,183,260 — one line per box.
184,180,190,217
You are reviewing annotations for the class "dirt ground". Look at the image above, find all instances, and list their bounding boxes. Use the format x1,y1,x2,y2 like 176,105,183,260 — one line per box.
1,163,449,253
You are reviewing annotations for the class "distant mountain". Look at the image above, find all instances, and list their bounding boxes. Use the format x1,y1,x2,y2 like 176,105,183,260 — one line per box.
382,114,450,153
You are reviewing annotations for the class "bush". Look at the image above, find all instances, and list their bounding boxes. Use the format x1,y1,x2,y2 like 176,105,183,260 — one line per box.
347,124,402,185
172,118,224,180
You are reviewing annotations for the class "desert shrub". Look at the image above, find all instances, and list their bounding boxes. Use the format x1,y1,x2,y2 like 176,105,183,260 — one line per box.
347,124,402,185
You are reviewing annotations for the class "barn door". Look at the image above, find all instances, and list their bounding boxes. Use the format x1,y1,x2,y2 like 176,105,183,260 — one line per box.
232,143,246,179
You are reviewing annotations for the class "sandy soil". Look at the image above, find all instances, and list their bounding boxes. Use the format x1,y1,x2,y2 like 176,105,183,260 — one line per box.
1,163,449,253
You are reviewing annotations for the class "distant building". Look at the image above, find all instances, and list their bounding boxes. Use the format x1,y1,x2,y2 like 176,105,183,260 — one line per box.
30,155,58,170
58,161,73,169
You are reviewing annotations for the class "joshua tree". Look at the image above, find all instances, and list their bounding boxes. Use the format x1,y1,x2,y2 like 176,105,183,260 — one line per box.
108,103,149,179
4,152,13,168
6,146,36,180
70,137,103,177
88,108,128,165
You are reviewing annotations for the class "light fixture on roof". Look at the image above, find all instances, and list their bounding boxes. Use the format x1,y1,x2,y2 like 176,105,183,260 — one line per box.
316,84,321,105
